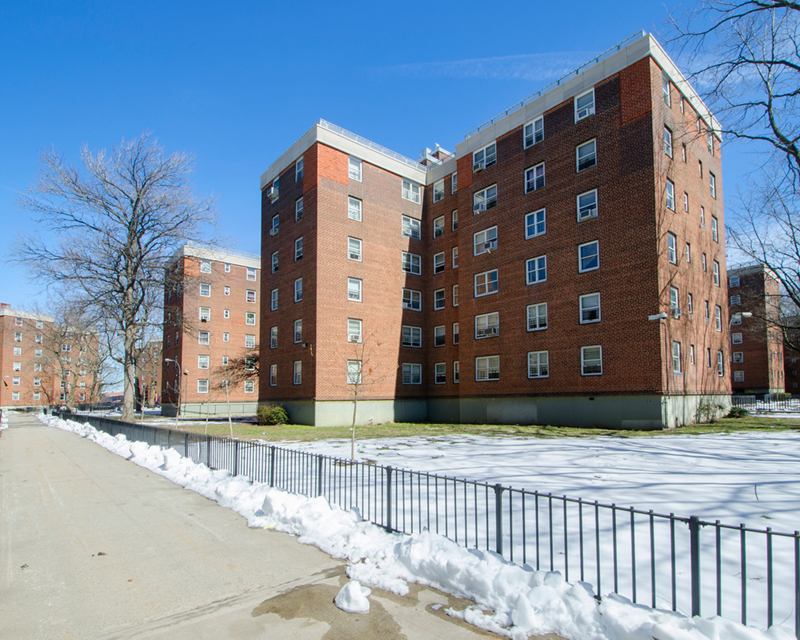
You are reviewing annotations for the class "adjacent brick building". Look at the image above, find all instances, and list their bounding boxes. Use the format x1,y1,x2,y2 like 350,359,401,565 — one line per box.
727,265,785,394
259,33,730,428
161,243,261,416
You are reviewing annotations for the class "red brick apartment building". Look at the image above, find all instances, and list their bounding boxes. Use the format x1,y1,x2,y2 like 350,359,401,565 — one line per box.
259,33,730,428
0,304,100,410
137,339,163,408
727,265,785,394
161,243,261,417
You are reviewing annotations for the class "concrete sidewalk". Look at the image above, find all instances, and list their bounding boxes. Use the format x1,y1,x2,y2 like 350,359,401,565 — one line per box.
0,413,540,639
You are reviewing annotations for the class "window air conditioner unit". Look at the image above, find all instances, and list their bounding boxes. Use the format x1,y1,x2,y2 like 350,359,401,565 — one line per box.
484,241,496,252
270,228,278,237
672,308,681,318
348,335,360,343
267,186,279,201
349,253,359,260
473,203,486,214
473,160,485,172
402,302,412,309
200,318,208,322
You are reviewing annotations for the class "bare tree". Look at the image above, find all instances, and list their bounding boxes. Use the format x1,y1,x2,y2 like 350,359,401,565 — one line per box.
213,351,258,437
342,332,387,461
15,133,215,421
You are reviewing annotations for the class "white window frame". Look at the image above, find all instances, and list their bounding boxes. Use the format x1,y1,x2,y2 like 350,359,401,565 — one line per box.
347,360,362,385
270,326,278,349
200,283,211,297
526,255,547,285
244,334,255,348
295,197,304,221
294,278,303,302
269,364,277,386
294,319,303,343
453,322,459,345
402,252,421,275
670,287,680,318
246,290,256,304
435,362,446,384
433,252,445,274
434,325,446,347
402,288,421,311
198,331,210,346
528,351,549,379
271,288,278,311
527,303,548,331
271,251,279,273
473,184,497,214
715,305,723,331
246,312,256,326
709,172,717,199
524,116,544,148
525,163,545,193
348,197,362,221
199,306,211,322
475,356,500,381
348,278,362,302
401,325,422,348
575,88,595,121
525,209,546,239
402,179,421,204
454,361,460,384
348,318,362,343
732,332,743,344
711,216,719,242
433,215,445,238
713,261,720,286
474,269,498,297
733,370,745,382
577,189,598,222
402,363,422,385
293,361,302,385
733,352,744,363
730,295,741,306
200,259,212,274
473,142,497,171
295,237,304,261
452,284,459,307
451,209,458,231
452,246,459,269
579,293,601,324
349,156,362,182
224,286,231,296
576,139,597,172
295,156,303,181
581,346,603,376
475,312,499,339
666,180,675,211
244,380,255,393
672,341,682,373
271,214,279,236
452,173,458,194
434,289,445,310
198,354,209,370
664,126,673,158
474,226,498,255
433,179,445,203
668,233,677,264
348,237,362,262
197,379,209,394
578,241,599,273
402,216,421,239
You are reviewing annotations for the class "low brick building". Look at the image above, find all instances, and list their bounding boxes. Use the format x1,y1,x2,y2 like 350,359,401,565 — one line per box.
258,33,730,428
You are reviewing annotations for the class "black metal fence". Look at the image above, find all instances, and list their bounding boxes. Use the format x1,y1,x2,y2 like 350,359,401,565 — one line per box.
732,395,800,412
58,412,799,636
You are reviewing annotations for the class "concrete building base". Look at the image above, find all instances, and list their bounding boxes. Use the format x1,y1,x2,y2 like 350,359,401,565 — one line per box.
264,394,731,429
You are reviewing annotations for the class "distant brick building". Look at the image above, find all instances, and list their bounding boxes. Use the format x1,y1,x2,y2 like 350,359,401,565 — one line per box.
258,33,730,428
137,339,162,408
161,243,261,417
727,265,785,394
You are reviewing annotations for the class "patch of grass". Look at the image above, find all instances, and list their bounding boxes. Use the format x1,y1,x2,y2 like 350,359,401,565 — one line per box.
143,414,800,443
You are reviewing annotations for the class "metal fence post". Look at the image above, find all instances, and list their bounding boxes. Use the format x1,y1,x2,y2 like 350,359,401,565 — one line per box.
689,515,701,617
206,435,212,469
494,483,504,555
233,440,240,477
385,466,393,531
317,456,324,497
269,446,276,487
184,433,189,459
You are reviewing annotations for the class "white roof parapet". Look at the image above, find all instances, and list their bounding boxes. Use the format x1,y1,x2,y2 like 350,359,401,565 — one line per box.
260,120,429,190
457,32,721,159
167,242,261,270
0,307,54,322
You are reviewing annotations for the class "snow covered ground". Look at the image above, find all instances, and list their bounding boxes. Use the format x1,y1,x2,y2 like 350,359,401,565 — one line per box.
38,413,797,640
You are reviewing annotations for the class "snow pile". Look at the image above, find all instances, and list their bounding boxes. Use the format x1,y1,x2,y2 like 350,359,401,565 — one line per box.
334,580,371,614
0,411,8,430
40,414,794,640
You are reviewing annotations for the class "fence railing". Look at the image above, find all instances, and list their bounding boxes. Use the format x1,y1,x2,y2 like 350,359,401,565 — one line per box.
58,412,799,637
732,395,800,413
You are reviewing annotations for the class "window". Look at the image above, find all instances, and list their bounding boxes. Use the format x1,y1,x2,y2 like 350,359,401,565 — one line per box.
33,392,40,401
729,276,740,288
576,139,597,171
198,355,209,369
223,309,230,319
14,347,21,356
198,331,210,345
293,361,302,385
672,342,682,373
581,346,602,375
717,350,725,377
296,156,303,181
271,288,278,311
245,334,255,348
402,179,421,204
524,116,544,147
732,332,743,344
708,132,715,155
733,352,744,363
525,163,545,192
245,290,256,304
709,172,717,199
452,173,458,193
294,319,303,343
702,253,707,272
12,377,20,386
197,379,209,394
476,356,500,381
474,226,498,255
200,283,211,297
14,317,23,327
690,345,695,365
349,157,362,182
528,351,549,378
473,143,497,171
670,287,680,318
454,361,460,383
730,295,741,306
452,246,458,269
684,192,689,213
715,305,722,331
668,233,677,264
704,300,710,322
527,303,548,331
224,286,231,296
731,312,743,326
577,190,598,222
271,214,280,236
348,278,362,302
402,363,422,384
452,210,458,231
33,377,40,386
347,360,362,385
348,318,362,343
700,206,706,227
348,237,362,261
295,237,304,261
294,278,303,302
662,73,671,105
433,216,445,238
475,312,499,339
35,349,42,358
452,284,459,307
453,322,459,345
433,252,445,274
402,216,421,239
579,241,599,272
664,127,673,158
575,89,595,121
434,289,445,310
682,143,687,162
348,197,362,221
434,325,446,347
246,312,256,326
580,293,601,323
473,184,497,214
34,363,41,372
244,380,255,393
698,160,703,178
402,252,421,275
296,197,304,221
711,216,719,242
666,180,675,211
733,370,744,382
402,288,421,311
271,251,279,273
35,334,42,344
11,392,19,401
713,261,720,286
433,179,445,203
688,293,694,314
13,362,21,371
526,256,546,284
199,307,210,322
475,269,498,297
402,325,422,348
525,209,546,239
270,326,278,348
435,363,446,384
686,243,691,263
200,259,211,273
269,364,277,386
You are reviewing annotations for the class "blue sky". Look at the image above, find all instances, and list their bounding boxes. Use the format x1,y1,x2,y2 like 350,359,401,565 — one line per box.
0,0,751,310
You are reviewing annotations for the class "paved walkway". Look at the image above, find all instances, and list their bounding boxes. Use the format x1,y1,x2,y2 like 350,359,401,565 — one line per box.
1,413,555,639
